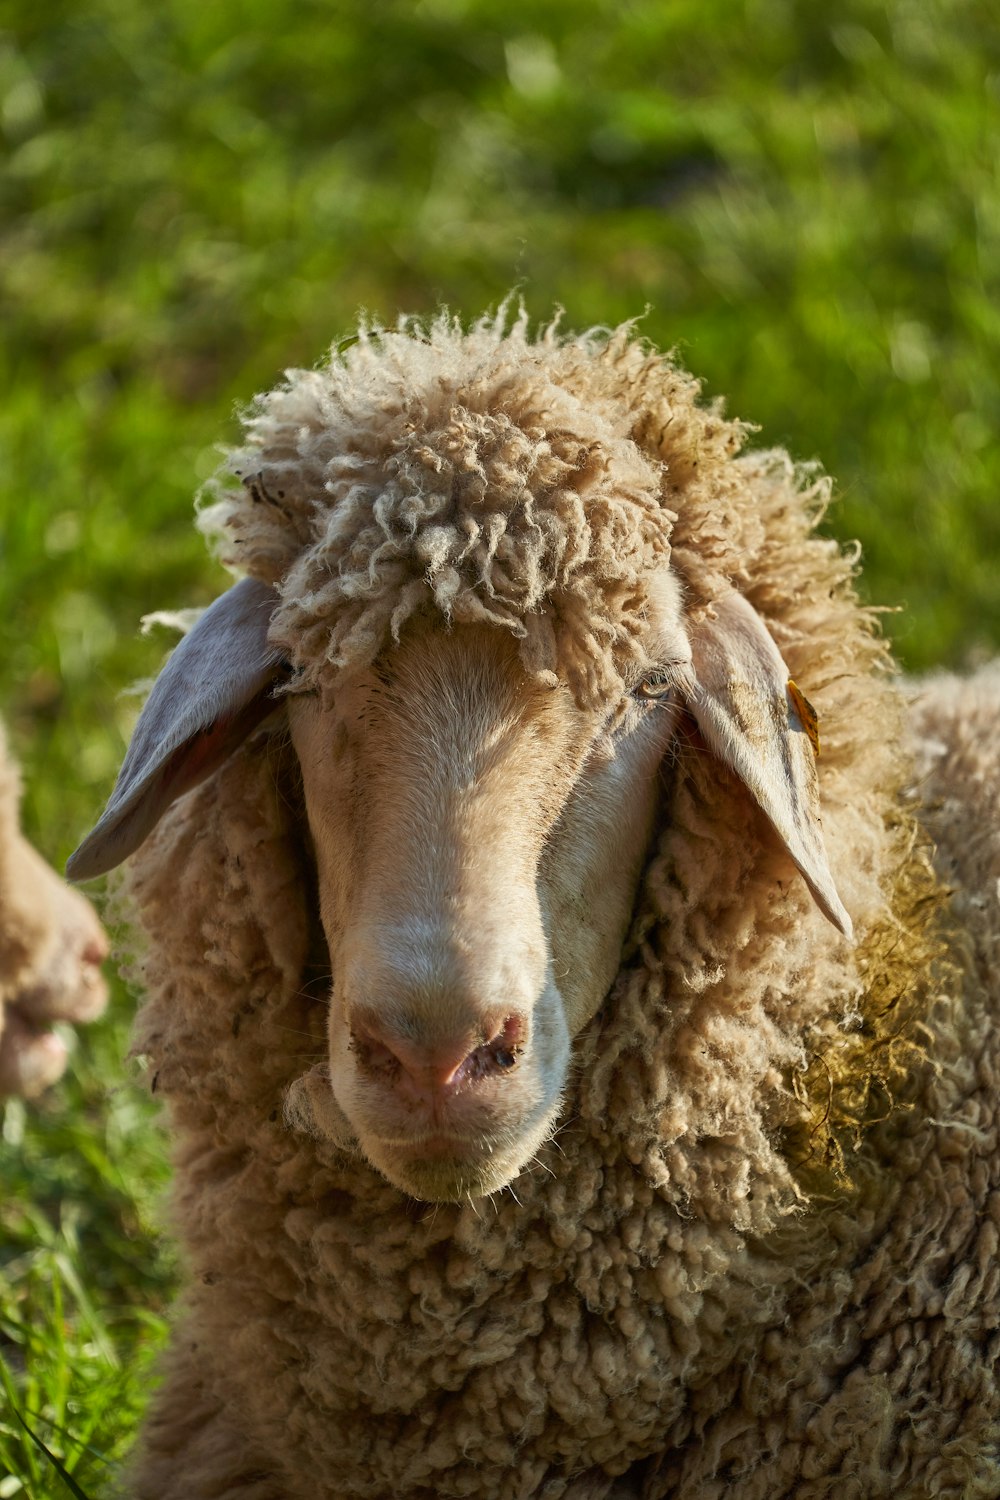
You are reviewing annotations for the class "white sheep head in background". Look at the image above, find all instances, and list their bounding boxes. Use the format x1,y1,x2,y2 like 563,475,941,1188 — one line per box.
0,728,108,1098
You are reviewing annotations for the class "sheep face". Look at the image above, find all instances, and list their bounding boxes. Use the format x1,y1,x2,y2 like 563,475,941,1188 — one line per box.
287,587,687,1202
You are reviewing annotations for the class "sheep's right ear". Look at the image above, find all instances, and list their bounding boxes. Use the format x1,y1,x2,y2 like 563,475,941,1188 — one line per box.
67,578,286,882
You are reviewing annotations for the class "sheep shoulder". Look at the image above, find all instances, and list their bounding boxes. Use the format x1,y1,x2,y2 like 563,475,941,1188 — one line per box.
644,665,1000,1499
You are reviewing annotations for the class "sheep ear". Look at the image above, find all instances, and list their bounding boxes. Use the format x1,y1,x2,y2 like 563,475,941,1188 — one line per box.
683,591,853,938
67,578,286,881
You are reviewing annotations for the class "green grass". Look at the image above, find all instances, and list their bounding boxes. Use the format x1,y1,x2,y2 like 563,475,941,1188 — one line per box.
0,984,174,1496
1,0,998,1490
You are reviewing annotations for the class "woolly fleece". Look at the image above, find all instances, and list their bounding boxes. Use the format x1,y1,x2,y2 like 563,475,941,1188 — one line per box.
123,313,997,1498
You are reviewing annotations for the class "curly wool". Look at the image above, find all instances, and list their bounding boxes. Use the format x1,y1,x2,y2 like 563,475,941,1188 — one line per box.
199,311,733,704
123,313,993,1499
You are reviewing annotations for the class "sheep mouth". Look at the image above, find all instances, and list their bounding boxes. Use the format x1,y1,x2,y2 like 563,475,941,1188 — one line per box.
371,1126,505,1164
12,930,109,1026
396,1132,481,1157
15,963,108,1025
361,1100,561,1202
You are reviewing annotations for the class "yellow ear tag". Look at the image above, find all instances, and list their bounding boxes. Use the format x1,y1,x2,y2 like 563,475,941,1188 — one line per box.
787,679,821,757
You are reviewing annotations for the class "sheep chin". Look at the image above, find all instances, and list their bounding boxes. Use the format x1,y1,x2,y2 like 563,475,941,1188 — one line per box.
357,1103,562,1204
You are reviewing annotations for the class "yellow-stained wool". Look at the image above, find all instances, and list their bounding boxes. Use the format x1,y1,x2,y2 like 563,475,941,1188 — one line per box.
122,312,999,1498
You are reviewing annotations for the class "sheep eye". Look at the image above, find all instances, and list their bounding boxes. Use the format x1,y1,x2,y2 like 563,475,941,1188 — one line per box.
635,670,674,701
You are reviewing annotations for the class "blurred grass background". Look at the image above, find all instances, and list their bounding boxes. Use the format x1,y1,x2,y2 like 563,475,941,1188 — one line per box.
1,0,998,1489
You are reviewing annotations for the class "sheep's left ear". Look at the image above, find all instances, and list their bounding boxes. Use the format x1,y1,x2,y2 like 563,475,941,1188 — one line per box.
683,591,853,938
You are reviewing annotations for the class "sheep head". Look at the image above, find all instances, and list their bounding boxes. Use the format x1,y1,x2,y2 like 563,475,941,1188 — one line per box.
0,734,108,1098
67,314,862,1201
69,570,850,1203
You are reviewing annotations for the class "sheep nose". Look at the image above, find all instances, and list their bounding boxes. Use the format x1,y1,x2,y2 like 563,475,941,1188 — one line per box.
349,1011,527,1095
81,934,109,968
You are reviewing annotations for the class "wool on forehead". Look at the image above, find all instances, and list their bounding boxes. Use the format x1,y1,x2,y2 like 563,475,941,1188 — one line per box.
198,308,752,704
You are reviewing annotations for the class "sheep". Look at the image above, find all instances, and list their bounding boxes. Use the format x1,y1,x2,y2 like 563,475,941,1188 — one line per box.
69,311,999,1499
0,722,108,1097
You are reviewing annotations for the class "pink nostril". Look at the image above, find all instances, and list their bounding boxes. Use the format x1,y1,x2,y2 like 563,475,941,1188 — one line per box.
475,1012,526,1075
350,1012,527,1093
81,936,109,968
